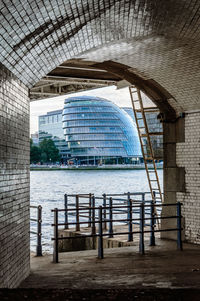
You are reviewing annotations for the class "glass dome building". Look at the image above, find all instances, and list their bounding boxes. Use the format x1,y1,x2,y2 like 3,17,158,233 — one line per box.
62,96,142,165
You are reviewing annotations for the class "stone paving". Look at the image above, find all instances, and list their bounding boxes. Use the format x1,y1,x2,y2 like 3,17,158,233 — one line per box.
20,240,200,290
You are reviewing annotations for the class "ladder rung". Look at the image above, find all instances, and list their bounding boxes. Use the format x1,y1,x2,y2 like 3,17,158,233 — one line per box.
141,133,163,137
143,107,158,110
149,132,163,136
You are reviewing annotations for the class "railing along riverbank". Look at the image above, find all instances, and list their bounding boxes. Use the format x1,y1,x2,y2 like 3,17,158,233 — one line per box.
51,193,182,263
63,192,162,232
30,205,42,256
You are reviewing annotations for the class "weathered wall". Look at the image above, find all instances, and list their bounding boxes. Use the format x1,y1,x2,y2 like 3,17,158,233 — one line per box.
161,112,200,244
161,118,185,240
176,112,200,244
0,64,30,288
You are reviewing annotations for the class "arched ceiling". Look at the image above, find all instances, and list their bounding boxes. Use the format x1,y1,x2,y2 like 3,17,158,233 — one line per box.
0,0,200,113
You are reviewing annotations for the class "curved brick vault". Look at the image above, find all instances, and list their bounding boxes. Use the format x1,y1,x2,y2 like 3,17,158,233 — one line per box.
0,0,200,113
1,0,200,288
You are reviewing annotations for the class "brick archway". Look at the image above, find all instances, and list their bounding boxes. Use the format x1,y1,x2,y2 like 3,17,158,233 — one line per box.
1,0,200,288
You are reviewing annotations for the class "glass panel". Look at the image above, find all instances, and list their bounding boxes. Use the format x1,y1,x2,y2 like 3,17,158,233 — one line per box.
64,127,123,134
69,140,123,148
70,147,127,157
63,119,123,127
63,106,116,114
65,133,125,141
62,112,118,121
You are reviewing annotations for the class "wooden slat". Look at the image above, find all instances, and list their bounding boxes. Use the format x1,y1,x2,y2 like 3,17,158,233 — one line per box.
140,132,163,137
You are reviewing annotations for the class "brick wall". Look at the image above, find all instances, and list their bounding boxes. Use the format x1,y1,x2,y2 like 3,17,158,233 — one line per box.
176,112,200,244
0,64,30,288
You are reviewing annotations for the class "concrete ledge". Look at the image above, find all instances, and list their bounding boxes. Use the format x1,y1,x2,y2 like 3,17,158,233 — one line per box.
58,226,139,252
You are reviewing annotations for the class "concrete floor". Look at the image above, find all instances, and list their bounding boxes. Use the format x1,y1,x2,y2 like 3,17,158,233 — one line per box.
20,239,200,290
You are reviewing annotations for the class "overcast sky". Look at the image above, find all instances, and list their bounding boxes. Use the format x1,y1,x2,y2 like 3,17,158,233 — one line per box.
30,86,134,134
30,85,153,134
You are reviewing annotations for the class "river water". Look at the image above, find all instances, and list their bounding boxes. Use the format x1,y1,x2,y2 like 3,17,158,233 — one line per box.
30,169,163,253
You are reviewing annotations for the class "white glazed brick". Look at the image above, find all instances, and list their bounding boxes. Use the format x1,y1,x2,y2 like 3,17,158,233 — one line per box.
0,1,199,115
176,113,200,244
0,64,30,288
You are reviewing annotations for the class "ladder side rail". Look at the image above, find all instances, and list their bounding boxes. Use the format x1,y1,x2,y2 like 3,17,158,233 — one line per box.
129,86,162,228
136,89,163,203
129,87,155,201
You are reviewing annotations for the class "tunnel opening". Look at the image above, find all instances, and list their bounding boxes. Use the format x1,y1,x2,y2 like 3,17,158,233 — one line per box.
1,56,186,290
1,0,200,292
28,59,168,256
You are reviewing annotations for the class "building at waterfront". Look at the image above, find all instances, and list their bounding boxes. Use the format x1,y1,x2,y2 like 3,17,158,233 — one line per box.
38,110,70,162
38,103,162,165
121,107,135,121
122,107,163,160
30,132,39,146
62,96,142,165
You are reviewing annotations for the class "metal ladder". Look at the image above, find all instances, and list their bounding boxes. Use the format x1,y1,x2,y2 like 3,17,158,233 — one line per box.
129,86,163,208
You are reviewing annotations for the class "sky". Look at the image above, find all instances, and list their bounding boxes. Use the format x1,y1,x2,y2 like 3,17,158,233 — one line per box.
30,86,133,134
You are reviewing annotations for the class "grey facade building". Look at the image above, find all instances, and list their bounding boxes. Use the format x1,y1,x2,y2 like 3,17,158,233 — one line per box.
30,132,39,146
38,110,70,161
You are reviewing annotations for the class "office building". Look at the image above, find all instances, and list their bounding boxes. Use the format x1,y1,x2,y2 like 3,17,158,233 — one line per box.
62,96,142,165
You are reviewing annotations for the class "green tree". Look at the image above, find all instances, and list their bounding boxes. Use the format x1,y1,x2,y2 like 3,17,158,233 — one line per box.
39,138,60,163
30,139,41,163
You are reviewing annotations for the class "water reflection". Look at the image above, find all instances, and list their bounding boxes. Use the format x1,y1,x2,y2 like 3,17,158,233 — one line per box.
30,170,163,253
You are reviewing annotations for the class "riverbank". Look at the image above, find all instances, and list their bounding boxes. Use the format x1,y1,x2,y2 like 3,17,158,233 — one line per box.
30,164,163,171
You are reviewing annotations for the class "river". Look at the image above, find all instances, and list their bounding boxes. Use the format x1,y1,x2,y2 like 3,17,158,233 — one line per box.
30,169,163,253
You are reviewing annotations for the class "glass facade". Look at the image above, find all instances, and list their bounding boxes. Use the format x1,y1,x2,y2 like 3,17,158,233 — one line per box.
122,107,163,159
38,110,70,161
62,96,142,162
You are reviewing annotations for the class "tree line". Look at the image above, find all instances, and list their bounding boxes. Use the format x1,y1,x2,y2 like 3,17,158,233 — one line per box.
30,138,60,164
